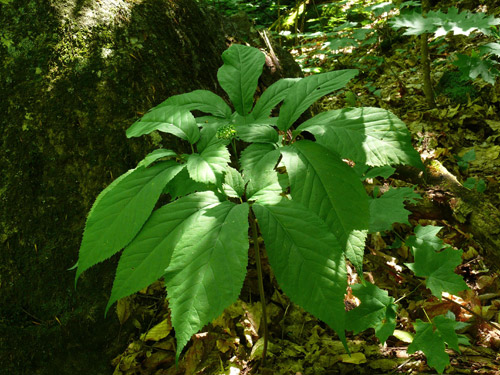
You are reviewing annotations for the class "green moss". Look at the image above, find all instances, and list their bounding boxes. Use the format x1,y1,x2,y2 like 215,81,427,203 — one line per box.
0,0,230,373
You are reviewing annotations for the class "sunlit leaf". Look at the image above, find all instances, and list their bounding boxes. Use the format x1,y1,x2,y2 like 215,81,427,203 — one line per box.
346,282,397,343
164,201,250,360
295,107,423,168
405,225,469,298
157,89,232,118
253,200,347,344
76,162,183,282
251,78,300,120
278,70,358,131
408,312,469,374
106,192,222,313
217,44,266,115
281,141,369,271
127,106,200,144
369,187,421,232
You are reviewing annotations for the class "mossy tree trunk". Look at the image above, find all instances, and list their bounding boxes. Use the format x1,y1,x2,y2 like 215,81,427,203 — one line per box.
0,1,296,373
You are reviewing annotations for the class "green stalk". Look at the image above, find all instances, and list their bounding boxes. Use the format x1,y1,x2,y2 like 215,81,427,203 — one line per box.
249,207,268,366
421,0,435,108
231,138,239,169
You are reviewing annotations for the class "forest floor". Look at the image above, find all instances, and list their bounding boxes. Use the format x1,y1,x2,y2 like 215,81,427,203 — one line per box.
109,5,500,375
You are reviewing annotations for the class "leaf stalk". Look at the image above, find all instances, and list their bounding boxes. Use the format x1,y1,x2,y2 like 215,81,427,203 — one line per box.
249,207,268,367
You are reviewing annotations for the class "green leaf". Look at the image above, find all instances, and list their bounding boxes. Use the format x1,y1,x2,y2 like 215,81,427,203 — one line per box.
222,167,245,198
156,89,232,118
431,7,500,37
126,106,200,144
217,44,266,116
236,123,279,143
393,329,414,343
391,8,500,37
253,200,347,343
295,107,423,168
196,123,230,153
247,172,287,205
390,11,436,35
280,141,369,271
277,69,358,131
137,149,177,168
240,143,280,180
405,225,468,298
346,283,397,343
407,225,444,252
76,162,183,282
453,53,499,85
164,168,214,199
251,78,300,120
364,166,396,179
187,137,231,184
241,143,285,205
369,187,421,232
164,201,250,360
408,312,467,374
106,191,221,313
479,42,500,57
196,115,232,129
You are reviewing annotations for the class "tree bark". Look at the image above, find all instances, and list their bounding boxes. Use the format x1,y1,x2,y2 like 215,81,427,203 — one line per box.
0,1,299,373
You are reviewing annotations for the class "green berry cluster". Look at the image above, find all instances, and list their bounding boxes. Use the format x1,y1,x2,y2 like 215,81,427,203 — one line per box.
216,124,236,140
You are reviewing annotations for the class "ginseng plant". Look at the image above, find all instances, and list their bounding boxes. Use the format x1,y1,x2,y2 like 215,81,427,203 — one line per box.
75,43,424,365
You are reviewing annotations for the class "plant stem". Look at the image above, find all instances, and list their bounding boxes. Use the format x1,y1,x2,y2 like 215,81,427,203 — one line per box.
421,0,436,108
249,207,268,367
231,139,239,169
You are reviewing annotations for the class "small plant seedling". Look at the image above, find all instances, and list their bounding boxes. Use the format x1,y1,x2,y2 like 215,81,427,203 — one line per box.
75,44,428,366
463,177,487,192
455,149,476,170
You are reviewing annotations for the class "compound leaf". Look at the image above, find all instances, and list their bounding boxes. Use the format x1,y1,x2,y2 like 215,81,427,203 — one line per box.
217,44,266,116
187,142,231,184
222,167,245,198
76,161,183,281
281,140,369,271
240,143,280,180
164,168,214,200
390,11,436,35
391,8,500,37
243,145,285,205
277,69,358,131
405,226,468,298
106,191,221,313
164,201,250,360
479,42,500,57
157,89,232,118
295,107,423,168
236,123,279,143
346,282,397,343
369,187,421,232
253,200,347,343
137,149,177,168
453,53,499,85
247,172,287,205
251,78,300,120
127,106,200,144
